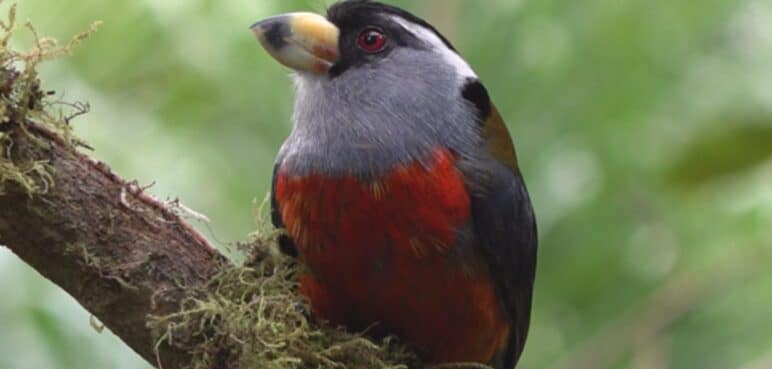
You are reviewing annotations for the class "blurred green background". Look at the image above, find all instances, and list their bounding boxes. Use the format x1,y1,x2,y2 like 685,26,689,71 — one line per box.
2,0,771,368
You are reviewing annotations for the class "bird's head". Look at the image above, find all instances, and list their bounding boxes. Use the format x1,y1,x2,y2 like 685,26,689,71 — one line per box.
251,0,490,177
251,0,475,79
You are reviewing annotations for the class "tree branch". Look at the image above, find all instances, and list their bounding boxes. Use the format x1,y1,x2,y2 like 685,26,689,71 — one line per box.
0,120,227,369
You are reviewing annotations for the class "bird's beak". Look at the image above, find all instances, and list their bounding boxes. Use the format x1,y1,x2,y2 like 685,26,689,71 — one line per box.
251,12,340,75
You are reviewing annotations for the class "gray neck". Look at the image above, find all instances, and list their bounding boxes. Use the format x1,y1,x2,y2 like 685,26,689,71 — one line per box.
277,47,483,179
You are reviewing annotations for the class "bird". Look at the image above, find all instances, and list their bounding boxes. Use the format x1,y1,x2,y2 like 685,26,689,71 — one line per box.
250,1,537,368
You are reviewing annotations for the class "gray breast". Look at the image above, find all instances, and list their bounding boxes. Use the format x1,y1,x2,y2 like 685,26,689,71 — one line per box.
277,47,484,179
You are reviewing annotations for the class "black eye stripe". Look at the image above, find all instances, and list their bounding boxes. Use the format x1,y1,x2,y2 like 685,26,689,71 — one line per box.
326,1,458,78
327,0,456,51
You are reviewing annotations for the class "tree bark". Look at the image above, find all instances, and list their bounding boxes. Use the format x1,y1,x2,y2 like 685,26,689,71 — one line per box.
0,121,227,369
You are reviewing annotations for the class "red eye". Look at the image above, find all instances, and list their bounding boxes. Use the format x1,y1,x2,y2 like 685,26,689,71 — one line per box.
357,28,387,53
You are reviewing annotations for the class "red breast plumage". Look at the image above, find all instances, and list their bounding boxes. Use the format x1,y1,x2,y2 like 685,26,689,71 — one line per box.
275,149,509,362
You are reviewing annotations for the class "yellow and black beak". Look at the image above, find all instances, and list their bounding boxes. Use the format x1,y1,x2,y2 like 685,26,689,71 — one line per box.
251,12,340,75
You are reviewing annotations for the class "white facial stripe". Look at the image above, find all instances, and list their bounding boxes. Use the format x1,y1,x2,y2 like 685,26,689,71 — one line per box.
390,16,477,81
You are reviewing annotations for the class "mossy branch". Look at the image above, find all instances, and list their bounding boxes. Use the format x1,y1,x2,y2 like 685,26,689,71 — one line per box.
0,13,225,367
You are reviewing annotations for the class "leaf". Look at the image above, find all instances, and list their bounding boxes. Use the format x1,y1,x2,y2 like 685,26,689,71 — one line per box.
668,117,772,186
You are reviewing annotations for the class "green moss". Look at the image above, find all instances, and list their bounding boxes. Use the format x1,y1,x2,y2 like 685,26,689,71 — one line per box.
148,223,422,369
0,3,99,196
66,243,140,291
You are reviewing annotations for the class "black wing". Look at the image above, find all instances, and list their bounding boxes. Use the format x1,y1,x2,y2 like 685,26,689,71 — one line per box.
470,161,538,369
271,162,298,257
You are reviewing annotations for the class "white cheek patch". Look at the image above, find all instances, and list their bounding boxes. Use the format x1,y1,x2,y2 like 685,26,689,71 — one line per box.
390,16,478,81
